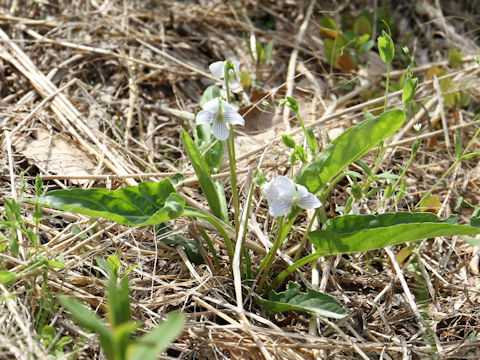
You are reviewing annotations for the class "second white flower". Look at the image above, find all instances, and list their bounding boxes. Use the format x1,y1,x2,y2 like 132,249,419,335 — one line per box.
196,97,245,141
262,175,322,217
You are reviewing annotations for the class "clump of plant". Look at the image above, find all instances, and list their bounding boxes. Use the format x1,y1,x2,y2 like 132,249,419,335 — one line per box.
20,22,480,347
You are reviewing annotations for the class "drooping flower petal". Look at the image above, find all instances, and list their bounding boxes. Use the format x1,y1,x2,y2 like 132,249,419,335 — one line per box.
209,61,225,78
263,176,321,217
269,199,293,217
211,118,230,141
209,60,243,93
202,97,221,112
196,110,216,125
263,180,280,200
229,79,243,93
295,184,321,209
224,111,244,126
232,61,240,73
222,101,237,112
297,192,322,210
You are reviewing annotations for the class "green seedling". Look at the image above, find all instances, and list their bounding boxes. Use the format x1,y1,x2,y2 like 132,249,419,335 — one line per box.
60,275,184,360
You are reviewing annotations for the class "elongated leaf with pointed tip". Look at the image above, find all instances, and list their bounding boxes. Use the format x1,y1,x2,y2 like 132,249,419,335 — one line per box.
60,296,115,359
309,212,480,256
37,180,184,226
181,128,228,222
296,109,405,194
256,281,346,319
129,312,185,360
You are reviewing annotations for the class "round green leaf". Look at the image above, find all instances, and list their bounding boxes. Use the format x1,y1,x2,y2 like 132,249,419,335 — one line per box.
377,30,394,63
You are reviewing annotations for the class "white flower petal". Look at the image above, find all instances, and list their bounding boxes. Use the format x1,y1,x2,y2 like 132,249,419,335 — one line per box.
221,101,237,112
232,61,240,73
209,61,225,78
269,199,292,217
211,118,230,141
263,180,279,200
202,97,221,112
229,79,243,93
196,110,216,125
295,184,309,199
224,111,244,126
274,176,297,200
298,193,322,210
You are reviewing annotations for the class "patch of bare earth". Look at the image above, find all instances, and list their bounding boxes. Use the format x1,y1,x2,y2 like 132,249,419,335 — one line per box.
1,1,480,359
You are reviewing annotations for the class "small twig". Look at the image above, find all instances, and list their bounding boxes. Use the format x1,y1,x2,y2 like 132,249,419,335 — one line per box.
384,246,443,354
282,0,316,131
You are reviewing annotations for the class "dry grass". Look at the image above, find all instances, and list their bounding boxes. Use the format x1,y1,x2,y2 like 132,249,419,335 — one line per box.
1,1,480,359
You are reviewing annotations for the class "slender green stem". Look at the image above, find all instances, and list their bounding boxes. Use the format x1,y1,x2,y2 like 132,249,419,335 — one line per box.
362,138,388,195
223,61,239,237
256,207,302,275
224,62,231,103
373,143,418,213
293,208,320,262
226,132,240,238
384,62,390,112
198,228,221,272
295,110,308,140
463,126,480,154
269,253,321,292
257,216,284,294
363,60,392,195
241,177,256,251
294,109,317,153
183,207,234,262
321,172,350,204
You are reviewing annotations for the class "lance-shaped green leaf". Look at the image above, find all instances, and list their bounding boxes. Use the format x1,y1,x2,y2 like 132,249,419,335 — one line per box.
37,180,184,226
310,212,480,256
296,109,405,194
256,281,346,319
60,296,115,359
129,312,185,360
180,128,228,222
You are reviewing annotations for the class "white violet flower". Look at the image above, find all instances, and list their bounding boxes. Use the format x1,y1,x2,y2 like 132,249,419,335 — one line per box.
209,60,243,93
413,123,422,132
196,97,244,141
262,176,322,217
